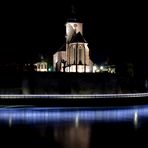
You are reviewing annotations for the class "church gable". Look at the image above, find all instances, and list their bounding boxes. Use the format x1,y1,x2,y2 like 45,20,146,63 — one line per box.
58,43,66,51
70,32,87,43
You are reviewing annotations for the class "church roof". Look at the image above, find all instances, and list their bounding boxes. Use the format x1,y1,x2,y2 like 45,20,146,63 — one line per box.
67,5,82,23
67,17,82,23
70,32,87,43
58,43,66,51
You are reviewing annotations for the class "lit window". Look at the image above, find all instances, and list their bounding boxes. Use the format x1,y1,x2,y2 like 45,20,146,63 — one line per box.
41,64,43,69
38,64,40,69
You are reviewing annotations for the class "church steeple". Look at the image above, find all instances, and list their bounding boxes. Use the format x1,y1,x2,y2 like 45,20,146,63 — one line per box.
65,4,83,43
67,4,81,22
71,4,76,14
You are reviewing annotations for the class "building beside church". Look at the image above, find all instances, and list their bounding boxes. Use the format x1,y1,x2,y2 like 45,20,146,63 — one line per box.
53,17,94,73
34,56,48,72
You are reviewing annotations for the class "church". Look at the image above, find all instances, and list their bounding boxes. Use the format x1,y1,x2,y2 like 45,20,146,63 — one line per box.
33,9,115,74
53,17,94,73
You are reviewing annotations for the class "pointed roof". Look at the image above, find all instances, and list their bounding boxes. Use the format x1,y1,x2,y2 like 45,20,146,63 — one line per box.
58,43,66,51
67,4,82,23
70,32,87,43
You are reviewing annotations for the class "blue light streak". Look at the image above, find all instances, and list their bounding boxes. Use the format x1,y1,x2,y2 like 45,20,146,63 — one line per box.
1,106,148,125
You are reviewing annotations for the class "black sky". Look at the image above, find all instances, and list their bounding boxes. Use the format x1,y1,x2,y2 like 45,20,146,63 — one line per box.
0,1,147,71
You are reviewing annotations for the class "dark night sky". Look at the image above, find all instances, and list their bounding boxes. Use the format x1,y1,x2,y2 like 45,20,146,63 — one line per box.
0,1,147,72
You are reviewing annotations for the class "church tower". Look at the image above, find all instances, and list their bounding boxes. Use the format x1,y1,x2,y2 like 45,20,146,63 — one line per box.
65,21,83,43
65,4,83,42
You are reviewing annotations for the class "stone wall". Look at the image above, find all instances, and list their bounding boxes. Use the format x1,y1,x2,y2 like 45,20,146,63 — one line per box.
0,72,145,94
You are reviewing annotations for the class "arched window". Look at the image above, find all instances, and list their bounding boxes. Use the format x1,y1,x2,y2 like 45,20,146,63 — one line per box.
41,64,43,69
38,64,40,69
45,64,47,69
79,45,82,64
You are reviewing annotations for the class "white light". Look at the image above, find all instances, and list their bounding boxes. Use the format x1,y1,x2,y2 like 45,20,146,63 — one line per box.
93,65,97,72
75,113,79,127
100,66,104,70
1,93,148,99
8,116,12,127
134,111,138,129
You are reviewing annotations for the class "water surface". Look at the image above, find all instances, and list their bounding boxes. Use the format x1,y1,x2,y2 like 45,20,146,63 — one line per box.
0,106,148,147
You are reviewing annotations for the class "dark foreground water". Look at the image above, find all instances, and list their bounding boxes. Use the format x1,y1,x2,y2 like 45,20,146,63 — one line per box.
1,105,148,147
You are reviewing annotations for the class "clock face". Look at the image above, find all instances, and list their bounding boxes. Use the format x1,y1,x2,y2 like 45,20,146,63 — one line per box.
74,24,77,28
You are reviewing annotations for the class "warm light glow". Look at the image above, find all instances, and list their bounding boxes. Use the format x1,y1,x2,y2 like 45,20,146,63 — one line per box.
34,62,48,72
93,65,97,72
65,65,91,73
92,64,116,73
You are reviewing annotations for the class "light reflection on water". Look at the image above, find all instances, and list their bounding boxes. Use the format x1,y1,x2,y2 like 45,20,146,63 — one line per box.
1,106,148,147
54,124,90,148
0,106,146,125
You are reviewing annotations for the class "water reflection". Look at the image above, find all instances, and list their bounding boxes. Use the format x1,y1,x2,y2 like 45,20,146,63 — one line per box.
1,106,148,147
134,111,138,129
8,116,12,127
1,106,148,127
54,124,90,148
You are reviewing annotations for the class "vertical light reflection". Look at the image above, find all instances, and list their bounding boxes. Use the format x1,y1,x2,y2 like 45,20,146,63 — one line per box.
75,112,79,127
54,124,90,148
8,116,12,127
134,111,138,129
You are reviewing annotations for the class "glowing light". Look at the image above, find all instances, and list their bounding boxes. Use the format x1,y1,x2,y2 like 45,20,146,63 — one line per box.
100,66,104,70
1,93,148,99
93,65,97,72
34,62,48,72
48,67,52,72
134,111,138,129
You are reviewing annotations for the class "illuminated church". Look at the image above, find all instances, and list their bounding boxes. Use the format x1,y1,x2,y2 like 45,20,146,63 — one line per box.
33,8,115,74
53,16,94,73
